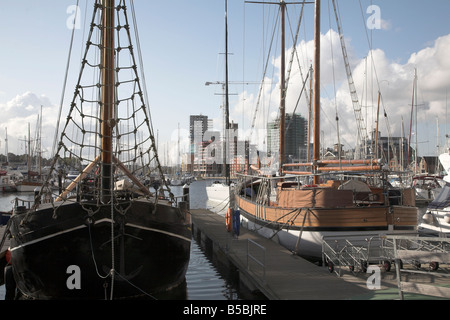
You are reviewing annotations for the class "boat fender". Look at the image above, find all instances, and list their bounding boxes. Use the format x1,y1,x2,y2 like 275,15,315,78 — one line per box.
5,249,11,265
226,208,233,232
422,212,433,224
445,214,450,224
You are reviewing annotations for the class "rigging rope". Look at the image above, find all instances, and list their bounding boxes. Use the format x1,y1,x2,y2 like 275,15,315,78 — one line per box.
357,0,396,165
39,0,170,210
327,0,341,159
248,8,280,143
52,0,81,157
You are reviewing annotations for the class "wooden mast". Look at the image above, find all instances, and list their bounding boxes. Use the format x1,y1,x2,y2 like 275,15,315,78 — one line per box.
313,0,321,184
101,0,115,203
246,1,312,174
279,0,286,174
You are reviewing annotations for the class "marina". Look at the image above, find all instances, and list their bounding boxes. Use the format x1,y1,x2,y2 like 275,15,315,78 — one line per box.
1,0,450,302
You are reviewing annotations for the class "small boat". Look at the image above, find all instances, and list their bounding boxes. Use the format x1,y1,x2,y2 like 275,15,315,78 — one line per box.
5,0,191,300
413,174,444,205
205,0,231,205
0,172,17,192
15,179,42,193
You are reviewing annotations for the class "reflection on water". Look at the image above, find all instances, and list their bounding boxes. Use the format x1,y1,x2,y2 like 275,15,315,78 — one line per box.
186,241,239,300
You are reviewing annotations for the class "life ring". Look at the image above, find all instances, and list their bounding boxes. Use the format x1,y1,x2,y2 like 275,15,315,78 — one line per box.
226,208,233,232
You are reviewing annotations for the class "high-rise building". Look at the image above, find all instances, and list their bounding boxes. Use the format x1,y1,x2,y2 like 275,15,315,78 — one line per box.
189,115,208,173
189,115,208,143
267,113,308,162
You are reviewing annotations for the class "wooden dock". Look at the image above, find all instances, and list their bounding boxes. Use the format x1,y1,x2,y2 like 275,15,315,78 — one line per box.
191,209,373,300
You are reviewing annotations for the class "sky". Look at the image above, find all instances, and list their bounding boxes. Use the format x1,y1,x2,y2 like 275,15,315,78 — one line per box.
1,0,450,164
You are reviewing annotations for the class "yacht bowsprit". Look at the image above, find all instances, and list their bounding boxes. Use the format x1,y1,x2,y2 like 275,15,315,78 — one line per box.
6,0,191,299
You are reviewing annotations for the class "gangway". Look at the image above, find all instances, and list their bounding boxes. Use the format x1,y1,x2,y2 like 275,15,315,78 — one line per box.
384,235,450,299
322,235,382,276
381,235,450,271
322,234,420,275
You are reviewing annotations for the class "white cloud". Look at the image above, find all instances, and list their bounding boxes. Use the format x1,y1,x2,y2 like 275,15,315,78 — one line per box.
0,92,57,156
380,19,392,31
231,30,450,155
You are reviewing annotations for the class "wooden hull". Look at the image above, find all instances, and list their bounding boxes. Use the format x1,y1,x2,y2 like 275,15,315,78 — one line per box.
236,195,417,260
8,199,191,299
16,181,42,192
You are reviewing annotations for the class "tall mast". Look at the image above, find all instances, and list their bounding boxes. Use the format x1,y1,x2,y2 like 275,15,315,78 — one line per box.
279,0,286,174
414,69,418,173
224,0,230,184
313,0,321,184
5,128,8,165
28,124,31,173
407,68,417,172
101,0,115,202
246,0,312,174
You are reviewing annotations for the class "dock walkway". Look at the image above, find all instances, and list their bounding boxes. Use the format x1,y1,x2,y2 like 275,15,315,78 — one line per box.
191,209,373,300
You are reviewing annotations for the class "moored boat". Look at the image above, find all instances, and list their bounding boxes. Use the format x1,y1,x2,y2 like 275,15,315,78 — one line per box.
206,181,231,203
236,170,418,261
0,172,17,192
413,174,444,206
234,0,418,262
419,181,450,237
15,180,42,193
205,0,232,205
4,0,191,300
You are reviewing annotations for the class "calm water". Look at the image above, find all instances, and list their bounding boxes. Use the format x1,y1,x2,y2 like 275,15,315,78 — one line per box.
0,180,260,300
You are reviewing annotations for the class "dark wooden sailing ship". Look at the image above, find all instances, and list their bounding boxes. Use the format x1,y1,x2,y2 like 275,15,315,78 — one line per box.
6,0,191,299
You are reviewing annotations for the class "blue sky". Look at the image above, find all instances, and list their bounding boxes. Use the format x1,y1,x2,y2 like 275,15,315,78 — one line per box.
1,0,450,161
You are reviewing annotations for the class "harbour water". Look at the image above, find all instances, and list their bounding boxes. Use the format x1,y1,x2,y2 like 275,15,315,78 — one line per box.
0,180,261,300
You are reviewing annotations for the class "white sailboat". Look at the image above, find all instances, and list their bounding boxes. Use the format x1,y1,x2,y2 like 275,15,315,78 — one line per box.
206,0,231,203
419,149,450,236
